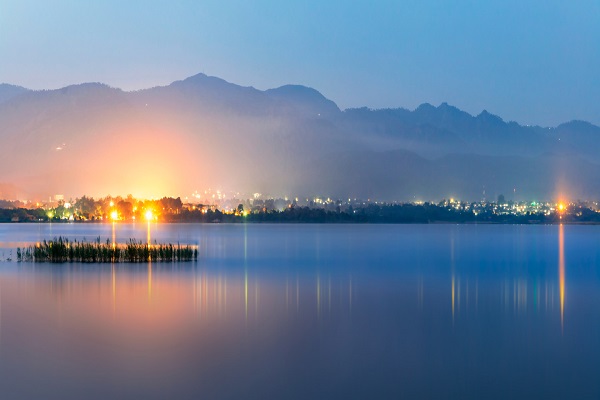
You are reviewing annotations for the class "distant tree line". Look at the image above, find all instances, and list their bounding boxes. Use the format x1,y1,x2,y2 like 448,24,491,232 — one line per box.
2,200,600,224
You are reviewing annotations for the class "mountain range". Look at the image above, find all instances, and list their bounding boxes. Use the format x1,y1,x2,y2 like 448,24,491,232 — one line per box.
1,74,599,201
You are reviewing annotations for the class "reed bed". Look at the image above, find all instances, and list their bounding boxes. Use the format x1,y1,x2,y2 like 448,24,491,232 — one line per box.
17,236,198,263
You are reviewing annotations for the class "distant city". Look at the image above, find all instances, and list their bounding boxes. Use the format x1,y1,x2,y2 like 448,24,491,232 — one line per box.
0,189,597,224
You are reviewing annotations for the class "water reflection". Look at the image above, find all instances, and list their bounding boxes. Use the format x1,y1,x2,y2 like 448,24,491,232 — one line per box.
111,264,116,313
21,268,566,326
445,224,568,329
0,278,2,355
559,224,565,330
147,261,152,302
6,264,358,322
111,221,116,248
147,221,151,245
3,250,571,327
451,274,455,321
448,274,565,321
0,224,596,398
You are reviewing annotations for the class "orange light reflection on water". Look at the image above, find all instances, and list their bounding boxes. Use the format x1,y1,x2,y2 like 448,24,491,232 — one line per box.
559,224,565,331
112,222,116,248
147,221,151,246
6,267,354,331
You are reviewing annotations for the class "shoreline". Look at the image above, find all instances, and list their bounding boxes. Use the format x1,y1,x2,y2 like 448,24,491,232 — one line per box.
0,220,596,225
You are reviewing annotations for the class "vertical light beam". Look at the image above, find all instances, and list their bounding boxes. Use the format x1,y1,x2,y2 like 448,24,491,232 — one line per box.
559,224,565,331
148,261,152,303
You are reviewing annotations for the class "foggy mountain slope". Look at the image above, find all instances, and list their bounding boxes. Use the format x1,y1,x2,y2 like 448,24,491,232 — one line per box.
551,121,600,158
0,84,30,105
340,104,574,159
303,150,600,201
0,73,599,201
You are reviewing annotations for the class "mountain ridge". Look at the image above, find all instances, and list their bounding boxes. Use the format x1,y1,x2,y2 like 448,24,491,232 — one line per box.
1,74,596,129
0,73,599,201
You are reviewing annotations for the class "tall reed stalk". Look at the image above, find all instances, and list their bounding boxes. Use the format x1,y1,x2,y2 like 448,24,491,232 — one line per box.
17,236,198,263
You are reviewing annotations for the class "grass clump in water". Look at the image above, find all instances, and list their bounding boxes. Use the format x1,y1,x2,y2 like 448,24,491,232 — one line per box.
17,236,198,263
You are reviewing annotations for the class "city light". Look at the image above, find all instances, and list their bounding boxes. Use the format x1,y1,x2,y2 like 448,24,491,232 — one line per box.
145,210,154,221
4,193,593,223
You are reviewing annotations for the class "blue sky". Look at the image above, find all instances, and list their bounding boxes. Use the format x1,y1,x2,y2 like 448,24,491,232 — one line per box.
0,0,598,126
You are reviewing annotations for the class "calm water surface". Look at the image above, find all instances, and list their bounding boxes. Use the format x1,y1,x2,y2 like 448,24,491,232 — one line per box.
1,223,600,399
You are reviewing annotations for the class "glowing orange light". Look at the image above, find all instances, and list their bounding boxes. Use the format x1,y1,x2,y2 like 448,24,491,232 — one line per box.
145,210,154,221
559,224,565,331
110,210,119,221
558,203,565,212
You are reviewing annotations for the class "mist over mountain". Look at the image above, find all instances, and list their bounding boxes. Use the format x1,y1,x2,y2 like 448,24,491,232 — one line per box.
1,73,599,202
0,84,29,105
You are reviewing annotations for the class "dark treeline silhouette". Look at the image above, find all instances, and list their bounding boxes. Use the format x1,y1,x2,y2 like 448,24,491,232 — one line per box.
156,204,595,224
0,196,184,222
0,207,46,222
3,201,600,224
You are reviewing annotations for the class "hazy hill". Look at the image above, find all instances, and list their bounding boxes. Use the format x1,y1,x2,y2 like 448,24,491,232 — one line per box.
0,73,599,201
0,84,29,105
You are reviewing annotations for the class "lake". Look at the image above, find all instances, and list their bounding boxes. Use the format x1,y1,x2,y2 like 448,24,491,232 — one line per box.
0,223,600,399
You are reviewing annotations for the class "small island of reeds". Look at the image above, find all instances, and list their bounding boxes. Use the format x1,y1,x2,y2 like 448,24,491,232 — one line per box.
17,237,198,263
